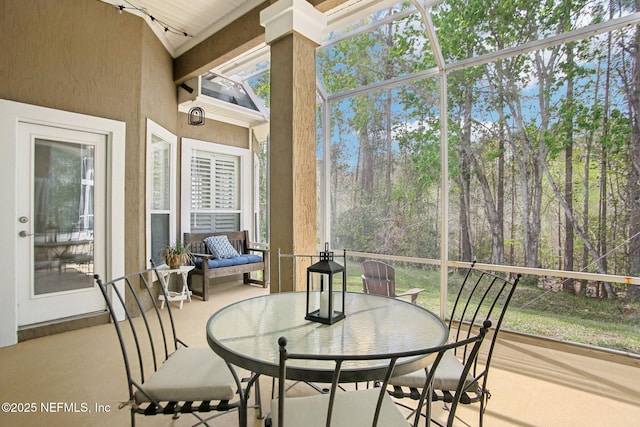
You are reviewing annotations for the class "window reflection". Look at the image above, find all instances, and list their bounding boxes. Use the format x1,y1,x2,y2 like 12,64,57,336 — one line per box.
33,139,94,294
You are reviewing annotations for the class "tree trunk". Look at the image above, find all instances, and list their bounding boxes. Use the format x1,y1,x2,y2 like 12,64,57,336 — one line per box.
385,89,392,205
497,121,505,265
359,130,374,202
597,25,614,298
563,43,575,294
459,80,474,262
626,18,640,299
459,154,473,262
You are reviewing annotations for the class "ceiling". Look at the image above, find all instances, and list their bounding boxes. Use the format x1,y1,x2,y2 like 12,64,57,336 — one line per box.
99,0,267,57
98,0,389,61
97,0,420,129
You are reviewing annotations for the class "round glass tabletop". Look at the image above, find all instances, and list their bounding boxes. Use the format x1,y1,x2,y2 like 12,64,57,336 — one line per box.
207,292,448,383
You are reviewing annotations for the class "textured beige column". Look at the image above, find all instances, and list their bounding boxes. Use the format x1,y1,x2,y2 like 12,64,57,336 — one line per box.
261,0,326,292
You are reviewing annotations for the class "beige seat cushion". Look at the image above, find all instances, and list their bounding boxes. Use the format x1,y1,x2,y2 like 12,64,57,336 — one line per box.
271,387,409,427
389,349,475,391
135,347,236,403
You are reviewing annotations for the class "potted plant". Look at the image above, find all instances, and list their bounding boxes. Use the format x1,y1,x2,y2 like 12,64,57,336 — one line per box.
162,241,191,269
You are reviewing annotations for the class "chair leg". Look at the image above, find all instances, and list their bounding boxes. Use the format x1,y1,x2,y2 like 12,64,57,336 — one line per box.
203,277,209,301
254,375,264,419
424,383,433,427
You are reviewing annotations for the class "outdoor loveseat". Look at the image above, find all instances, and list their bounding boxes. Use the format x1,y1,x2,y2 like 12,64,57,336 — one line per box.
184,230,268,301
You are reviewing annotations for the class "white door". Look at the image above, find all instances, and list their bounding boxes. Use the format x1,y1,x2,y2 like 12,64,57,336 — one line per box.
16,123,107,326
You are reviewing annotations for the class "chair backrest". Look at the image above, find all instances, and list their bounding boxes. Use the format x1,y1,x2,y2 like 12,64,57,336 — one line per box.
94,267,180,403
447,263,521,396
361,260,396,297
275,321,491,427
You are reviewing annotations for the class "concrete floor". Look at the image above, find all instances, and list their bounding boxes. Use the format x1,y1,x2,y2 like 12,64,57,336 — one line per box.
1,280,638,427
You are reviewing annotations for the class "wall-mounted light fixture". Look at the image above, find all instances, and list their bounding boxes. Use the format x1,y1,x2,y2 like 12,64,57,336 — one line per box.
188,106,205,126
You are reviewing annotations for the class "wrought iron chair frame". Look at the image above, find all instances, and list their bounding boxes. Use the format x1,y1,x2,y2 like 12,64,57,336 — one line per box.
94,266,254,426
390,262,521,426
269,321,491,427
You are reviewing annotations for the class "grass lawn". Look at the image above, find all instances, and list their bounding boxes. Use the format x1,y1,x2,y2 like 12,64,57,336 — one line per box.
344,259,640,355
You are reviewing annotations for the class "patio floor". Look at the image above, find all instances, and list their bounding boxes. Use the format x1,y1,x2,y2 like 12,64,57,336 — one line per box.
0,280,638,427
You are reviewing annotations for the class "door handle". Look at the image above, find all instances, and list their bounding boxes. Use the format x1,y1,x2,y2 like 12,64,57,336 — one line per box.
19,230,33,237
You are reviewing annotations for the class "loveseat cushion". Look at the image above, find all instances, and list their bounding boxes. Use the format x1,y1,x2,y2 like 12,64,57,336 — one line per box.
194,254,263,270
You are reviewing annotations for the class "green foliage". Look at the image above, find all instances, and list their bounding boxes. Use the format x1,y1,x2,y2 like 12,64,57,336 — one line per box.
247,71,270,108
161,241,190,256
334,206,383,253
344,260,640,353
324,0,639,269
317,0,640,353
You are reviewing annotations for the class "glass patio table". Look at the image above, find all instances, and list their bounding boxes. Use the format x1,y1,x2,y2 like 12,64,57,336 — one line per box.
206,292,448,425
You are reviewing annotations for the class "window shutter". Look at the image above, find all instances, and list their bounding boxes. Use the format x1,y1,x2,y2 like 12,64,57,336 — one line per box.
214,156,240,231
214,156,238,209
190,151,240,232
191,154,212,209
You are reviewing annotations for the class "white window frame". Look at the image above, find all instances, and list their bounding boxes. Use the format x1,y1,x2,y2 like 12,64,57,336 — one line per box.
181,138,251,234
146,119,177,265
253,152,261,242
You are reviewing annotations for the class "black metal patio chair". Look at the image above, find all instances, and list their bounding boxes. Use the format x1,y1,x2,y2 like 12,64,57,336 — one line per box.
389,262,521,426
267,321,492,427
94,266,250,426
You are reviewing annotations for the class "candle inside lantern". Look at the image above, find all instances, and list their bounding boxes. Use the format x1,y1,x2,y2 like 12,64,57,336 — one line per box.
320,291,330,318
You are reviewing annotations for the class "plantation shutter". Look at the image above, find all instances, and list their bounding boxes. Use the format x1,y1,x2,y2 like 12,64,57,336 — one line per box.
190,150,240,232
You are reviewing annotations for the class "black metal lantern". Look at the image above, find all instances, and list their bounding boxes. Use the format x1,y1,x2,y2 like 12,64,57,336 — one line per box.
305,243,346,324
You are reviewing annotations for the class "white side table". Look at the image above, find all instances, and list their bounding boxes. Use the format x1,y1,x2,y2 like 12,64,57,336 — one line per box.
155,265,195,309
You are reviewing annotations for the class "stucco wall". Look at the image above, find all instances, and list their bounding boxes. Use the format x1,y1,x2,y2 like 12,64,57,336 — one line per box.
1,0,142,121
178,113,249,148
1,0,254,322
1,0,174,277
0,0,253,273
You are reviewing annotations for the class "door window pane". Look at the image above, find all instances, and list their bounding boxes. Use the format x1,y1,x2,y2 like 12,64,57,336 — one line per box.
33,139,94,295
